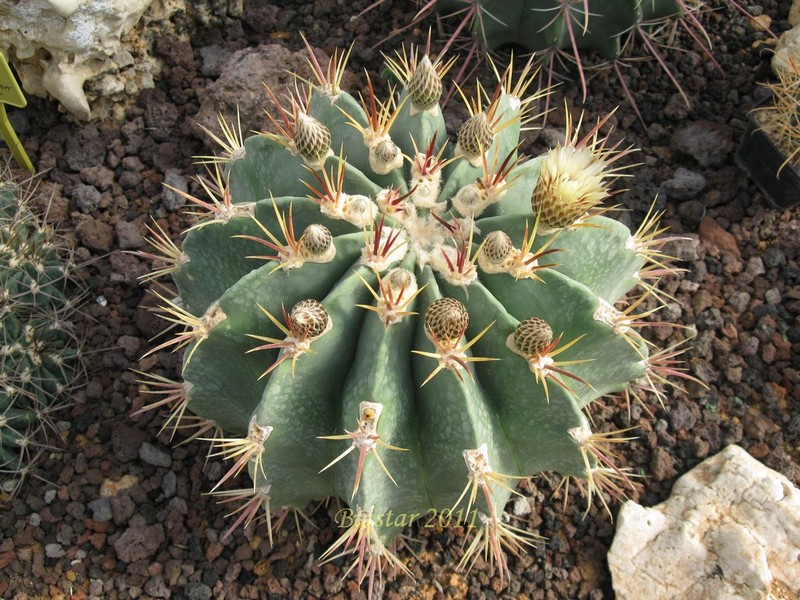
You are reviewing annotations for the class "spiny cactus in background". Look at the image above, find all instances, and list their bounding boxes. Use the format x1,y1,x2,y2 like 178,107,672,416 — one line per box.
135,41,691,596
0,175,84,495
370,0,720,122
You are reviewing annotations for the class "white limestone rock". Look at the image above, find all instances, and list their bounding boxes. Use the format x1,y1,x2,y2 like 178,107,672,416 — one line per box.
772,23,800,78
0,0,161,120
608,444,800,600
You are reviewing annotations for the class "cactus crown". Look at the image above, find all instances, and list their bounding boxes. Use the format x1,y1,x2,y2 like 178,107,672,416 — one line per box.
137,41,687,595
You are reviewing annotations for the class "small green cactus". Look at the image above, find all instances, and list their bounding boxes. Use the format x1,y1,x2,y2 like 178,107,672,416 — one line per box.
137,44,688,594
0,176,84,494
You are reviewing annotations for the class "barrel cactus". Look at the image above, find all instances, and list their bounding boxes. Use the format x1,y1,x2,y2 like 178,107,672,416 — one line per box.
137,43,685,594
432,0,701,57
0,177,84,494
375,0,716,116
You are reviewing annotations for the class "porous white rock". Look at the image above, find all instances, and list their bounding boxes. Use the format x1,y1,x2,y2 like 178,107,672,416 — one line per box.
0,0,155,120
609,444,800,600
772,23,800,78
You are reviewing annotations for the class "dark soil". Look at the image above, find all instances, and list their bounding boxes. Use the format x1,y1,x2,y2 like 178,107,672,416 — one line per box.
1,1,799,599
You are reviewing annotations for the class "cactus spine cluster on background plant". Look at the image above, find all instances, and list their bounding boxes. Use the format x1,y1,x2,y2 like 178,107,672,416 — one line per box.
0,174,84,495
375,0,719,121
136,39,690,595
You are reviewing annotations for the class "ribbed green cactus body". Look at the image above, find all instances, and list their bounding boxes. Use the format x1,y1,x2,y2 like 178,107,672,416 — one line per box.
0,181,82,482
166,65,651,553
435,0,683,58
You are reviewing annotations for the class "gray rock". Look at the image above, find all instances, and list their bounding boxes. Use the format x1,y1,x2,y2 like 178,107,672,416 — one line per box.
728,291,751,313
162,170,188,212
144,575,171,598
65,126,106,171
538,127,567,148
183,582,212,600
665,234,704,262
45,543,65,558
139,442,172,468
87,497,113,523
738,332,760,357
161,470,177,499
671,121,735,167
115,220,145,250
762,246,786,268
74,183,103,213
745,256,766,277
765,288,782,305
663,167,707,200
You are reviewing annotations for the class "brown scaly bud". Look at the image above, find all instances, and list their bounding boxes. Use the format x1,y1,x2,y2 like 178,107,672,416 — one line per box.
481,230,514,265
298,224,334,260
425,298,469,348
513,317,553,358
290,299,330,340
294,113,332,166
456,112,494,166
408,55,443,112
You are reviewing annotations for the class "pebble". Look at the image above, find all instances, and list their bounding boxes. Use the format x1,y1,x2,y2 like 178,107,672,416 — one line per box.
539,127,567,148
762,246,786,268
765,288,781,305
671,121,735,167
162,170,188,211
139,442,172,467
666,234,703,261
677,199,706,223
144,575,171,598
74,183,103,213
668,403,698,432
183,582,213,600
746,256,766,277
45,543,65,558
650,447,677,481
111,424,147,463
663,167,707,200
728,290,751,313
115,220,145,250
738,333,760,356
161,471,177,498
87,498,113,523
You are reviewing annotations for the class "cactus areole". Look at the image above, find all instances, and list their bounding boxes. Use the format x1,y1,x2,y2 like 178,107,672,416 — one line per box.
140,42,683,593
